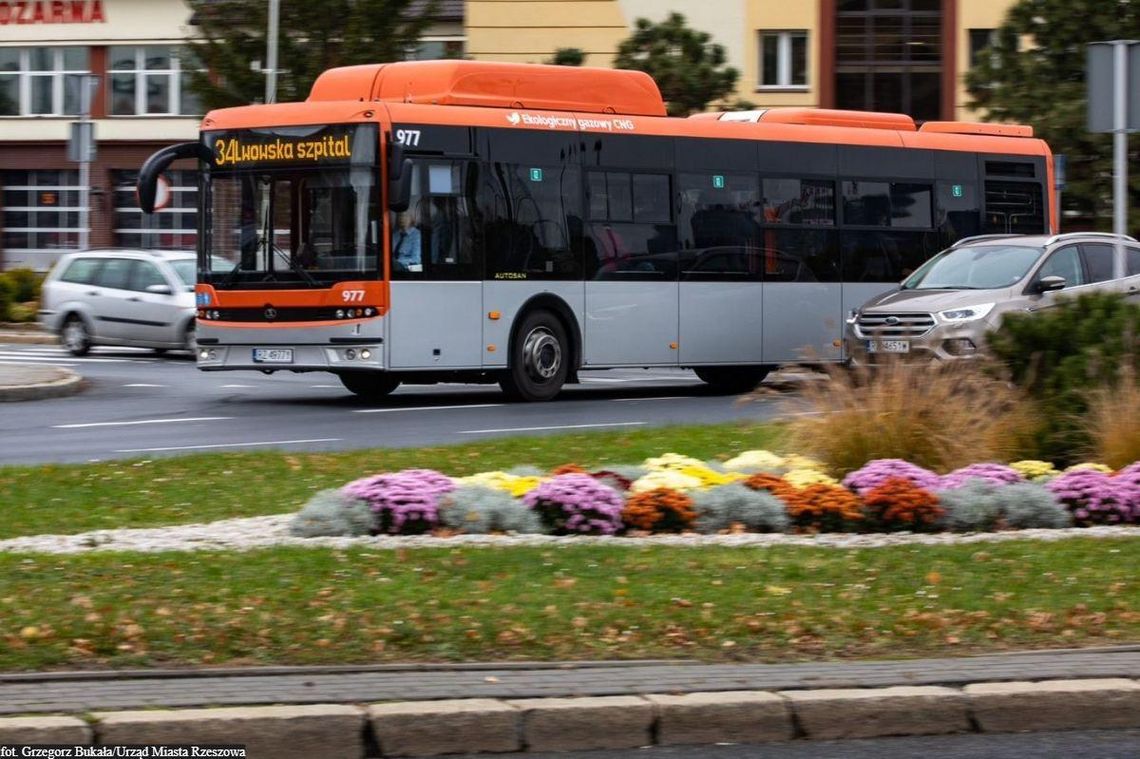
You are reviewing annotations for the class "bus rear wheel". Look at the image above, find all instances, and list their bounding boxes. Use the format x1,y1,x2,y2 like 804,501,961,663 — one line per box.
500,309,569,402
694,366,772,394
338,371,400,399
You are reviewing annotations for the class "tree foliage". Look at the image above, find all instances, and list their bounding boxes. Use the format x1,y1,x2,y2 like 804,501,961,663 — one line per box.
966,0,1140,231
612,12,738,117
185,0,436,109
548,48,585,66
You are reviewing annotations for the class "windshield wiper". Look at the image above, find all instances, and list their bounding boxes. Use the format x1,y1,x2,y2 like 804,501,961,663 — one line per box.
274,246,320,287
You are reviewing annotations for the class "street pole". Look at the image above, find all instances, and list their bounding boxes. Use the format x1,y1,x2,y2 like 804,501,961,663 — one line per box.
78,76,95,251
265,0,279,104
1114,40,1128,259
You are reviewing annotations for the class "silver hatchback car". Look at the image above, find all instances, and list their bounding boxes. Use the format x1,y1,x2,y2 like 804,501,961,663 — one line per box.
38,249,198,356
846,232,1140,363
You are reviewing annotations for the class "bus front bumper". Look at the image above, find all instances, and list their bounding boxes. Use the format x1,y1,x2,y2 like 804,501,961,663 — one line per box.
196,342,385,372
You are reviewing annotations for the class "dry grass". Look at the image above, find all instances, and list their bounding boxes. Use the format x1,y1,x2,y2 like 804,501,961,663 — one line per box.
778,358,1036,475
1083,365,1140,469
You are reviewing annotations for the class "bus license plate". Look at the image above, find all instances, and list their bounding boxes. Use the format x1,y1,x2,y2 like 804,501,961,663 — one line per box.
867,340,909,354
252,348,294,363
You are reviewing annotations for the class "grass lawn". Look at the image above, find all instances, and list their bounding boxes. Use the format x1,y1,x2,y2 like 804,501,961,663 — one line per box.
2,539,1137,671
0,422,781,540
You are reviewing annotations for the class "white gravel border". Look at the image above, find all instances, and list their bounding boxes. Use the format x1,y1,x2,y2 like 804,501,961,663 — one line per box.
0,515,1135,554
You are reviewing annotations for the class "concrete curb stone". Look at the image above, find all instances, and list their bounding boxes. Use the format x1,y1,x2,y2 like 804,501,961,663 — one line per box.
508,696,654,752
646,691,792,746
0,715,92,744
965,678,1140,733
0,365,83,401
369,699,520,756
779,685,971,740
91,704,364,759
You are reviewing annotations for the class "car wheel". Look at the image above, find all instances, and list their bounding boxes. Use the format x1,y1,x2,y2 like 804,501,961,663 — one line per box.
499,309,569,402
182,323,197,355
61,315,92,357
338,371,400,399
694,366,771,394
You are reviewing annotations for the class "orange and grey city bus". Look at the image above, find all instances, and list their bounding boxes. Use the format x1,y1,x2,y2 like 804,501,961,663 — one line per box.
137,60,1055,401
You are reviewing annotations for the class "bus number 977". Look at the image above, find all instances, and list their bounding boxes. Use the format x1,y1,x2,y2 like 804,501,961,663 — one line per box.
394,129,421,147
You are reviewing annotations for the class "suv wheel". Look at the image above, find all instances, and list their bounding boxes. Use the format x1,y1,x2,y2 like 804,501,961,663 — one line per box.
694,365,772,394
61,315,92,357
338,371,400,399
182,323,197,355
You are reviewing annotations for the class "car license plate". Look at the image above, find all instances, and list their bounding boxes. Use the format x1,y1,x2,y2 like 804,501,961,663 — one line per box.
867,340,909,354
252,348,294,363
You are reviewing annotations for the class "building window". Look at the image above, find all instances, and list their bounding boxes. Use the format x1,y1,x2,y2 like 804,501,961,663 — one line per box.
759,32,808,88
835,0,942,122
108,46,204,116
405,37,466,61
112,170,198,250
1,170,82,271
0,47,90,117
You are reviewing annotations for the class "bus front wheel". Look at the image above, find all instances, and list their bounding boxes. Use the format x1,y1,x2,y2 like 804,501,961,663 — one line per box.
338,371,400,399
694,366,772,394
500,309,569,401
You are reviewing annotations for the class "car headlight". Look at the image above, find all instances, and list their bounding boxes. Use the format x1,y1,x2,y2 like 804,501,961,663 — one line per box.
939,303,995,322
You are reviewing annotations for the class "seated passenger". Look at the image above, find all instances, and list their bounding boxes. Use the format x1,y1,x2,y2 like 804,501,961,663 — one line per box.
392,211,422,272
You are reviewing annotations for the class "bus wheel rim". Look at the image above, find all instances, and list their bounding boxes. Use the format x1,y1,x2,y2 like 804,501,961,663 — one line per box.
522,327,561,381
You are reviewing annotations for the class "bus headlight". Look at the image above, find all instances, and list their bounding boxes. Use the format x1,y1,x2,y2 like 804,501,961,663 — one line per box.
360,349,372,360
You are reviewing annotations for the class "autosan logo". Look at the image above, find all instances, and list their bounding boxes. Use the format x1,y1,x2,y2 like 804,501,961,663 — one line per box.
507,112,521,126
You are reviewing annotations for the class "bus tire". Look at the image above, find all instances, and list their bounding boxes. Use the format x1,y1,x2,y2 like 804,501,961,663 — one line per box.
694,365,771,394
500,309,569,402
338,371,400,399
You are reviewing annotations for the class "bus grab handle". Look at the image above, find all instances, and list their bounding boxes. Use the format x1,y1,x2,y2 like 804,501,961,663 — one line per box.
137,142,215,214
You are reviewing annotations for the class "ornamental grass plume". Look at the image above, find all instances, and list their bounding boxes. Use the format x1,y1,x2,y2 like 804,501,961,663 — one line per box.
842,459,941,496
784,484,864,533
1047,469,1140,526
939,463,1025,490
621,488,697,533
523,474,625,535
778,356,1035,474
862,477,944,532
1082,363,1140,470
342,468,455,535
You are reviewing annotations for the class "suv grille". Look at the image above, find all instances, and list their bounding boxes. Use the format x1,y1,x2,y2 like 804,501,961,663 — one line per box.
857,312,935,338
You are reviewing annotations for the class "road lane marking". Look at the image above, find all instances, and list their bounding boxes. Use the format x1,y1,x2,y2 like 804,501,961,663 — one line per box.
458,421,646,434
310,384,340,388
123,383,166,388
115,438,341,453
0,354,140,364
220,384,257,388
54,416,232,429
354,403,504,414
611,396,688,402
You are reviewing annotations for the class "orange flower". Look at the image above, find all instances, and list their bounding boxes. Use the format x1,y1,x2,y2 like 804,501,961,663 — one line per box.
621,488,696,533
785,484,864,533
552,463,586,475
862,477,943,532
743,473,798,504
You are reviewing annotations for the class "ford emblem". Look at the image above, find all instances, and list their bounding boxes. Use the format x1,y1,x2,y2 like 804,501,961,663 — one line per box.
885,316,901,325
264,307,277,320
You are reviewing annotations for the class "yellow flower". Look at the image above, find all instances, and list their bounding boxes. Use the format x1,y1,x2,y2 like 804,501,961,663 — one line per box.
723,450,786,472
780,454,827,472
505,476,544,497
678,465,745,488
631,470,703,493
455,471,544,496
643,452,706,471
1064,462,1114,474
783,468,838,489
1009,460,1059,480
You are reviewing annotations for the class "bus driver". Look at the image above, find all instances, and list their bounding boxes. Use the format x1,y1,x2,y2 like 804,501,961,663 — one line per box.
392,210,423,272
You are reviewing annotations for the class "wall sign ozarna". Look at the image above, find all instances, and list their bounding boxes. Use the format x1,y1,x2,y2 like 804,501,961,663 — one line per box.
0,0,106,25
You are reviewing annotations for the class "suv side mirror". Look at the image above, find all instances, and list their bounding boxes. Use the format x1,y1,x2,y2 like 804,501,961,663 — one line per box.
145,283,173,295
1036,275,1066,293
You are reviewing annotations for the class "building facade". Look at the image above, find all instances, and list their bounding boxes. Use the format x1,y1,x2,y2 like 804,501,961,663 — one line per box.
0,0,465,272
466,0,1016,121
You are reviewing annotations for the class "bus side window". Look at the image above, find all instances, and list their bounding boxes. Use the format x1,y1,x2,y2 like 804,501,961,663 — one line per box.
586,170,677,281
393,160,480,281
481,162,581,280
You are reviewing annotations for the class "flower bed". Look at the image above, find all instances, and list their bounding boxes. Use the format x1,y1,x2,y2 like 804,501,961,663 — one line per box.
289,450,1140,538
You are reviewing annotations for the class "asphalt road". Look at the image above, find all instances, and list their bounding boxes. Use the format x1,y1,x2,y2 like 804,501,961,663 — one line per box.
464,730,1140,759
0,343,792,465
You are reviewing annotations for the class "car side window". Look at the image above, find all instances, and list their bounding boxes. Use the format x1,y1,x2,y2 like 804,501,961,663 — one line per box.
59,258,100,285
1081,243,1116,283
1128,246,1140,276
1035,245,1083,288
94,258,133,290
130,261,167,292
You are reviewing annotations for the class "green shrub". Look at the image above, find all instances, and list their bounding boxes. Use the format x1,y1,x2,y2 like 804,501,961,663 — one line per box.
3,268,41,303
691,483,789,534
998,482,1071,529
0,279,12,322
288,489,374,537
987,292,1140,464
438,485,544,534
935,480,1003,532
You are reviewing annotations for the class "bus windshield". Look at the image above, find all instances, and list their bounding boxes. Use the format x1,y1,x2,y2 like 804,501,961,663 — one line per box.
200,124,380,288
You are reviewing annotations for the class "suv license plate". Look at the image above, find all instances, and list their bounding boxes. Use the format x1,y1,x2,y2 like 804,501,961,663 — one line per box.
252,348,294,363
867,340,909,354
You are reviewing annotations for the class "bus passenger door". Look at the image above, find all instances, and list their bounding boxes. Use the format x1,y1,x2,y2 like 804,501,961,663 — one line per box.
760,228,844,363
388,160,484,369
582,172,680,367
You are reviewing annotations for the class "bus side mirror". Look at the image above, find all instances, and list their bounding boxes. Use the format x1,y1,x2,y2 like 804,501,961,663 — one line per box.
388,158,413,213
137,142,214,213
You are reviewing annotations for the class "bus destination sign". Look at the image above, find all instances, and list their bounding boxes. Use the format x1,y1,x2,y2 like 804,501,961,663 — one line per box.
206,124,375,169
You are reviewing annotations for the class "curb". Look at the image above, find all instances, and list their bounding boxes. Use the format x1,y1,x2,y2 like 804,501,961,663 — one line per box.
2,679,1138,757
0,326,56,345
0,366,83,402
